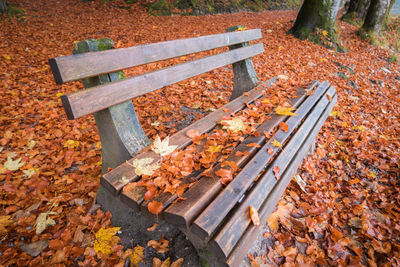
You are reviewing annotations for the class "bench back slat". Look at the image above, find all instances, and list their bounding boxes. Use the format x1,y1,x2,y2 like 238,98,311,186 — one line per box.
49,29,262,84
61,43,264,119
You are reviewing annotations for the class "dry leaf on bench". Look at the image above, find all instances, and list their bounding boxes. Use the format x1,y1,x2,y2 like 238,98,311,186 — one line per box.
220,117,246,132
151,135,177,157
130,158,160,176
275,106,298,116
249,206,260,226
148,201,163,215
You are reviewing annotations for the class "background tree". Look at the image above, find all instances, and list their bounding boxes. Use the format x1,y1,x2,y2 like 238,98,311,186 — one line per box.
341,0,370,22
288,0,344,51
0,0,7,15
359,0,392,41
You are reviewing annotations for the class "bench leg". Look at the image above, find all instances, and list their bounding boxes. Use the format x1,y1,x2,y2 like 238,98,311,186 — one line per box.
73,39,150,173
226,26,259,101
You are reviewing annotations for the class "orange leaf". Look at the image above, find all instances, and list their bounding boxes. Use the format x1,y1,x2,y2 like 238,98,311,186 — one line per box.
186,129,200,139
267,147,274,155
279,122,288,132
148,201,163,215
327,94,332,101
221,161,238,172
246,143,261,148
147,223,157,231
215,168,233,180
249,206,260,226
222,107,230,113
273,166,280,180
147,235,169,253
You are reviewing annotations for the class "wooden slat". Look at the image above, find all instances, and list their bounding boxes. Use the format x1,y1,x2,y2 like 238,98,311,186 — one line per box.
60,44,264,120
49,29,262,84
226,93,337,267
102,78,277,196
189,82,330,240
162,82,321,228
138,83,319,216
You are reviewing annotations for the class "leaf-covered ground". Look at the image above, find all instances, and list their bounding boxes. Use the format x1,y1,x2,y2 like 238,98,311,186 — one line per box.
1,0,399,265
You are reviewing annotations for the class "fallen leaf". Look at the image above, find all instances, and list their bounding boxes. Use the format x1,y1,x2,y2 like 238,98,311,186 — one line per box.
147,235,169,253
0,216,12,237
220,117,246,132
271,139,282,148
275,106,298,116
151,135,177,157
130,245,145,267
279,122,288,132
148,201,163,215
249,206,260,226
147,223,157,231
186,129,200,139
130,158,160,176
206,145,222,153
20,240,49,257
64,140,80,148
171,258,184,267
277,74,289,81
267,147,274,155
93,227,121,255
273,166,280,179
35,211,57,234
2,153,24,172
246,143,261,148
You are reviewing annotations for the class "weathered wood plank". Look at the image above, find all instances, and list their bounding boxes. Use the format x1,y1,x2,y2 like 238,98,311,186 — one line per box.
190,82,330,241
102,78,277,196
60,44,264,120
138,83,318,216
162,82,320,228
225,93,337,267
49,29,262,84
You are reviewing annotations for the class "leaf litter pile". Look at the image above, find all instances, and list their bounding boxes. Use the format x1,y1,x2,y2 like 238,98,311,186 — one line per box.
1,0,399,265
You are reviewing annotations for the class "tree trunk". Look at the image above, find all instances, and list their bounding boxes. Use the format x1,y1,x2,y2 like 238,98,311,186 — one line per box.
341,0,370,21
0,0,7,15
361,0,390,37
289,0,343,50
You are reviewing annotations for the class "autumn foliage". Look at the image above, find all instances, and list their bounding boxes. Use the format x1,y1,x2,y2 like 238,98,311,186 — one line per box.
0,0,399,265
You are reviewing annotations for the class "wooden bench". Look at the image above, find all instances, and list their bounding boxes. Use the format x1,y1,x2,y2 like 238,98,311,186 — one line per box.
49,27,337,266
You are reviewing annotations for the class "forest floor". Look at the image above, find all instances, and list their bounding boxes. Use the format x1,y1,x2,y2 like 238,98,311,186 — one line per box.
0,0,399,266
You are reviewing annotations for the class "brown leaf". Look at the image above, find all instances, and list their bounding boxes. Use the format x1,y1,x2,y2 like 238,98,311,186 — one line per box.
279,122,288,132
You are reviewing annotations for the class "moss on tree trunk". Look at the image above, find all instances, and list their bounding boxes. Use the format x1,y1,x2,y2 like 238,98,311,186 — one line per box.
289,0,344,51
359,0,390,43
341,0,370,23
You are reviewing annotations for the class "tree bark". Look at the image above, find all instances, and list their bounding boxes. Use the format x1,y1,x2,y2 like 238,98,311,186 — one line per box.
361,0,390,36
0,0,7,15
289,0,343,50
341,0,370,20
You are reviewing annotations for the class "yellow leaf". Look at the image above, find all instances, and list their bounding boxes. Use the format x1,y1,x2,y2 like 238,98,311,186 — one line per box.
221,117,246,132
27,140,37,149
249,206,260,226
35,211,57,234
130,245,145,267
206,145,223,153
64,140,80,148
93,227,121,255
275,107,298,116
151,135,177,157
322,30,328,37
130,158,160,176
320,58,328,63
330,110,342,117
271,139,282,148
3,55,11,60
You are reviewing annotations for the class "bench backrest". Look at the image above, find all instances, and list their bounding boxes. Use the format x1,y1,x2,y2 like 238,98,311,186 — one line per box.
49,29,264,120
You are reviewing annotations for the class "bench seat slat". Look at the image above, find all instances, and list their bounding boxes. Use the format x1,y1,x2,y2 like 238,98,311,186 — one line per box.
49,29,262,84
225,93,337,267
189,82,330,240
102,77,276,196
162,82,319,228
138,83,319,216
61,43,264,120
211,86,336,260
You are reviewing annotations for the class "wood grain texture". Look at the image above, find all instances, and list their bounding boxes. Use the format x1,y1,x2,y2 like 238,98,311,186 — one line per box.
211,86,336,260
190,82,330,241
162,82,319,229
101,78,277,196
49,29,262,84
226,93,337,267
61,44,264,119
